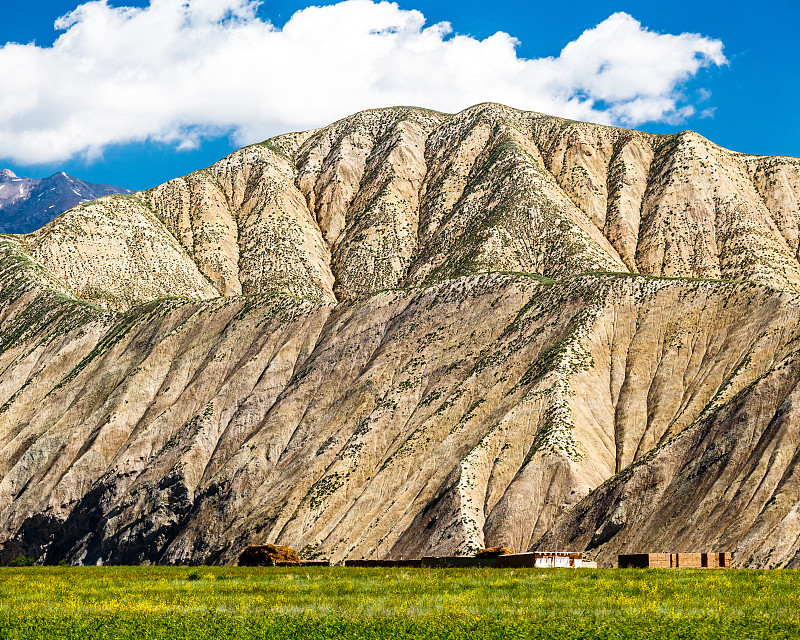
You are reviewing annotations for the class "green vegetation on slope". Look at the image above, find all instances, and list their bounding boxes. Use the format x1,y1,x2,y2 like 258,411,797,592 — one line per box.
0,567,797,639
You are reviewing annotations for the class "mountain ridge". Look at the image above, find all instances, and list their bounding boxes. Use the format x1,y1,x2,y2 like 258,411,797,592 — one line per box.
0,169,131,235
11,103,800,312
1,103,800,567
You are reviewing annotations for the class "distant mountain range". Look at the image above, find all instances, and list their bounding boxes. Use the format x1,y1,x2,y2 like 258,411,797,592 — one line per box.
0,169,131,234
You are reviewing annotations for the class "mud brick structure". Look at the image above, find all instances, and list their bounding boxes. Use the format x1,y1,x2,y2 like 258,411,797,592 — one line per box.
343,559,423,567
618,553,732,568
343,552,593,569
496,552,587,568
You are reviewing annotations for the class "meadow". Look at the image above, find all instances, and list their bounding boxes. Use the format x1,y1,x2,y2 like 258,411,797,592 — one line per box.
0,566,798,639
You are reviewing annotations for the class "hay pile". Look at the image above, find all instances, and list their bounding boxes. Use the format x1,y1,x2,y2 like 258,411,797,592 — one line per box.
475,546,513,558
237,544,300,566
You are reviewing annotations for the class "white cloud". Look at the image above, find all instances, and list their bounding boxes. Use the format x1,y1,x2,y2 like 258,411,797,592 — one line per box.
0,0,726,164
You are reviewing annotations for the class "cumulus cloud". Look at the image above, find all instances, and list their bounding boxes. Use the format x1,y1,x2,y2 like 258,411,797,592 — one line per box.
0,0,726,164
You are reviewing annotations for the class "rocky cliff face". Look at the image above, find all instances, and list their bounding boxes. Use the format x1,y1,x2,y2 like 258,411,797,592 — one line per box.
2,103,800,567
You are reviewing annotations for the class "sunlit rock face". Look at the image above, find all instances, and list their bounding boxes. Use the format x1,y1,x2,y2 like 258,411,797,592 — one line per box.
2,103,800,568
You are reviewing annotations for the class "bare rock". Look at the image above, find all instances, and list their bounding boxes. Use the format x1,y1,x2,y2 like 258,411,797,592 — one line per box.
2,104,800,567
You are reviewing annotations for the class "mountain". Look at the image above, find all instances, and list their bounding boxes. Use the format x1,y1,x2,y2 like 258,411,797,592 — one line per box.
0,169,131,234
1,103,800,568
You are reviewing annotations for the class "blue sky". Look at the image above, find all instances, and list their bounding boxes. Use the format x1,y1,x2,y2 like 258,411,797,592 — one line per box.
1,0,797,190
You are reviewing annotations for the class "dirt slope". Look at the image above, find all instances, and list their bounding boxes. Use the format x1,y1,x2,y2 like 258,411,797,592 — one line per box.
2,103,800,566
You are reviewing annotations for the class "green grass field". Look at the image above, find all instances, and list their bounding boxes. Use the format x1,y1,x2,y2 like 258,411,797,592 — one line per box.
0,566,798,639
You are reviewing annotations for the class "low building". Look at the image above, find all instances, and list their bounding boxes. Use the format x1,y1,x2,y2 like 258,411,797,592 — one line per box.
386,551,597,569
343,551,597,569
618,552,732,568
496,551,594,568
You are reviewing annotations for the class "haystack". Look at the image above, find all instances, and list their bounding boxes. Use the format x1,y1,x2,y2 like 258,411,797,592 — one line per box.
237,544,300,566
475,546,513,558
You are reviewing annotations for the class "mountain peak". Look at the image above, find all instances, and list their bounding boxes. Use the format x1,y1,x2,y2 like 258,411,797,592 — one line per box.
0,170,130,234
